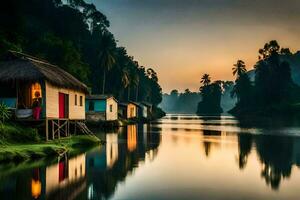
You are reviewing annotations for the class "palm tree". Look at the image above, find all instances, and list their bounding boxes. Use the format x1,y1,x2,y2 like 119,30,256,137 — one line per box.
232,60,246,78
132,73,140,101
122,68,131,100
200,74,211,86
99,33,116,94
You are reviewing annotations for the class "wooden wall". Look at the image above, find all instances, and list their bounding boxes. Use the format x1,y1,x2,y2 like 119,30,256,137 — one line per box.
45,81,85,120
106,97,118,121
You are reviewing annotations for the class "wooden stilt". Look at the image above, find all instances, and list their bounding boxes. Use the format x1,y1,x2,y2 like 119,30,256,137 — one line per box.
52,120,54,140
58,119,60,139
65,120,67,136
67,120,70,136
45,118,49,141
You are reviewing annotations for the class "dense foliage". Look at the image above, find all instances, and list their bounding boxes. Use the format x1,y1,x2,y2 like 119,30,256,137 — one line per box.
0,103,11,124
161,89,201,113
0,0,162,106
230,40,300,116
197,74,223,114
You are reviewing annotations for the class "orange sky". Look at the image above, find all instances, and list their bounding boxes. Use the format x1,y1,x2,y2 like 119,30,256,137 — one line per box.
89,0,300,92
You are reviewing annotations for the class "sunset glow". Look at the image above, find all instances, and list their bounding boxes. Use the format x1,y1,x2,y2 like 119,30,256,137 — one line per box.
89,0,300,92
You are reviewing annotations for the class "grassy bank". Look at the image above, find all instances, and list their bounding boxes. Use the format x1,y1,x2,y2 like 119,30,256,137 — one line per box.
0,123,101,163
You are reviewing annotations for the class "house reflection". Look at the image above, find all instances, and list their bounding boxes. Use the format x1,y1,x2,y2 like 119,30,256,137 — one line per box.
106,133,118,169
31,169,41,199
127,125,137,152
85,124,161,199
45,154,86,199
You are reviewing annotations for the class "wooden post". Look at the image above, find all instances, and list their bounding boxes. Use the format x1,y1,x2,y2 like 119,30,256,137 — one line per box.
67,120,70,136
45,118,49,141
58,119,60,139
52,120,54,140
65,120,67,136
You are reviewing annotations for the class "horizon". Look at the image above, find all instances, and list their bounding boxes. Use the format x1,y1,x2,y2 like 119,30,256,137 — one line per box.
88,0,300,93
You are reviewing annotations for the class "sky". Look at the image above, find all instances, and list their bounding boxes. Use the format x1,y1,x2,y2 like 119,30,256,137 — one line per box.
87,0,300,93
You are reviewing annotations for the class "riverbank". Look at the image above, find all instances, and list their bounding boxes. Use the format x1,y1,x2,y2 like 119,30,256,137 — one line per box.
0,123,101,163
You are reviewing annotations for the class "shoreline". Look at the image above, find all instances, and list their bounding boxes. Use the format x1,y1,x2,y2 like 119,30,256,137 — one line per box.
0,135,101,163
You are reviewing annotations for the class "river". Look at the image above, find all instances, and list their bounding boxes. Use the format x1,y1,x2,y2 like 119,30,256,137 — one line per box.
1,114,300,199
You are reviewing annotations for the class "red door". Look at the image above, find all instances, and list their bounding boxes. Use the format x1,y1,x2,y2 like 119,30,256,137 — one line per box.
59,93,65,119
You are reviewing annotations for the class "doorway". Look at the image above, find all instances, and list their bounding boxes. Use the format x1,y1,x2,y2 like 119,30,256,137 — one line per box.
59,92,69,119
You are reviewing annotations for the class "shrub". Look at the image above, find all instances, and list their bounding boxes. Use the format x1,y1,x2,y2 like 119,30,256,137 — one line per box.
0,103,11,124
0,123,40,143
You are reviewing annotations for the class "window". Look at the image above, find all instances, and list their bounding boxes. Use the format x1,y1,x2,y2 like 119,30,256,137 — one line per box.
89,101,95,111
31,83,42,99
80,96,83,106
75,94,77,106
110,104,113,112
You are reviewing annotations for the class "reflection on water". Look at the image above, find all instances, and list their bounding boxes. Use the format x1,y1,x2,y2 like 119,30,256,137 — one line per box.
2,115,300,199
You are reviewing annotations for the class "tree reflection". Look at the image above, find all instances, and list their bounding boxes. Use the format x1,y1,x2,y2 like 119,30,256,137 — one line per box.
237,134,252,169
255,135,293,190
202,129,221,157
236,132,300,190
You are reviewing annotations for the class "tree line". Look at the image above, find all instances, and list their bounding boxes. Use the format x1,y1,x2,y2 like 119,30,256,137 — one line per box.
0,0,163,107
161,89,201,113
197,40,300,116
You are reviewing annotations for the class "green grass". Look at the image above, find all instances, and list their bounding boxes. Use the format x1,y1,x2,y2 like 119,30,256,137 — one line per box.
0,135,100,162
0,123,40,144
0,123,101,162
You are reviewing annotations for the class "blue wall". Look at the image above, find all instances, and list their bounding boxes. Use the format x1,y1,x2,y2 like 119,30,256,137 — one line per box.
0,98,17,108
86,99,106,112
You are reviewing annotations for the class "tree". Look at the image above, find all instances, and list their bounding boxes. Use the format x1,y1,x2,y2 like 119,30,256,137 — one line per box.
197,74,223,114
229,59,254,115
258,40,280,60
230,40,300,116
231,73,252,106
122,67,130,100
232,60,246,78
98,33,116,94
200,74,211,86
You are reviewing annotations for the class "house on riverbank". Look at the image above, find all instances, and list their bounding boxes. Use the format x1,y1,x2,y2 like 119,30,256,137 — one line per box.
0,51,89,140
138,102,153,119
85,95,118,122
118,102,139,119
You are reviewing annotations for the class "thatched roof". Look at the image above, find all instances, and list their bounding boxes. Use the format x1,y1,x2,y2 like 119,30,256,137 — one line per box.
0,51,89,93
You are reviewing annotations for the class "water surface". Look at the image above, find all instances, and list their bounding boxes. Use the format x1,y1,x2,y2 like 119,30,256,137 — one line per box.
1,114,300,200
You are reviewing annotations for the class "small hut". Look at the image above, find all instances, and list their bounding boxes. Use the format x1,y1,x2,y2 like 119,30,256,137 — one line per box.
118,102,139,119
136,102,153,119
141,102,153,119
85,95,118,122
0,51,89,140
